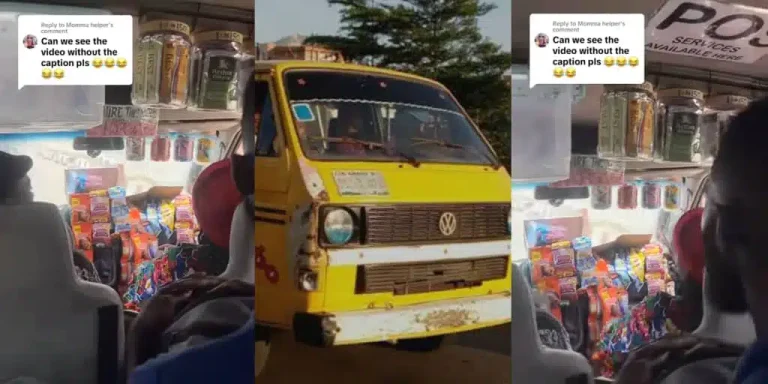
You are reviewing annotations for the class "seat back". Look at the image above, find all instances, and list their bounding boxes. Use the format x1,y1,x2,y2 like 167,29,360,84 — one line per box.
0,203,123,384
220,202,254,283
693,270,755,346
129,319,254,384
511,263,593,384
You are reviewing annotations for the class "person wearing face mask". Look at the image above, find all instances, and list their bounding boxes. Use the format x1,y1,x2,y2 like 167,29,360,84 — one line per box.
329,106,367,155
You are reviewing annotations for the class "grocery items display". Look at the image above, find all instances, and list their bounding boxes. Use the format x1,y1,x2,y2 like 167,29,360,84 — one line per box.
132,20,193,108
616,184,637,210
127,134,220,163
524,234,679,379
701,94,751,164
188,30,245,112
656,88,705,163
597,82,656,160
585,181,682,211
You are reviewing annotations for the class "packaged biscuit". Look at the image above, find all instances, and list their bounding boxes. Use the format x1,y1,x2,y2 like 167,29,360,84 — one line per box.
176,221,196,244
551,241,576,277
89,190,111,223
530,246,556,283
73,223,94,261
70,193,91,224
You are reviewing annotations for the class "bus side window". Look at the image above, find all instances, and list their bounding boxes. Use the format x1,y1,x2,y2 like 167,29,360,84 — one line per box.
255,91,278,157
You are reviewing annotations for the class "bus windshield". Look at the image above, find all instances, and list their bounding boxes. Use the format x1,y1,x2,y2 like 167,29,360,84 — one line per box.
283,70,497,166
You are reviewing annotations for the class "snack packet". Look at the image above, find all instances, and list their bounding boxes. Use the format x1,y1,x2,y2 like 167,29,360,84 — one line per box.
612,250,632,288
174,195,195,223
119,232,134,293
70,193,91,224
629,248,646,283
551,241,576,277
176,221,196,245
536,277,562,322
559,276,579,301
160,200,176,231
72,223,94,261
89,190,110,223
529,246,555,283
92,222,111,247
644,245,666,276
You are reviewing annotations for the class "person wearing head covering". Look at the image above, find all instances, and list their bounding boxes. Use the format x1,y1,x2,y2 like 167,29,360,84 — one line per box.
0,150,100,283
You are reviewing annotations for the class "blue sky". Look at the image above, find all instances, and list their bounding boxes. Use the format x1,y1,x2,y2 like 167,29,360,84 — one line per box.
255,0,510,49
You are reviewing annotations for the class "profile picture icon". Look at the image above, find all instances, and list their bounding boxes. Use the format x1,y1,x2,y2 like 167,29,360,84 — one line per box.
22,34,37,49
534,33,549,48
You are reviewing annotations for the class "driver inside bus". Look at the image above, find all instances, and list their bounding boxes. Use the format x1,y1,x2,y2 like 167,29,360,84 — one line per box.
0,150,100,283
329,106,367,155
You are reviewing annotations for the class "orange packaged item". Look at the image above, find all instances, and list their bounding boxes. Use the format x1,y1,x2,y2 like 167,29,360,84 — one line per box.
131,232,150,262
89,190,111,223
70,194,91,224
558,276,579,301
597,284,622,327
584,286,602,343
551,241,576,277
72,223,94,261
118,233,134,294
529,246,556,283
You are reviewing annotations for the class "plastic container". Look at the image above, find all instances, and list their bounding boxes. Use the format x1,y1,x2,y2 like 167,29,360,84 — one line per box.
0,3,107,131
132,20,192,109
702,95,750,164
597,82,656,160
590,185,612,210
510,69,572,182
664,184,680,211
189,30,244,112
150,135,172,162
642,182,661,209
655,88,705,163
125,137,146,161
195,136,215,163
174,134,194,162
617,184,638,209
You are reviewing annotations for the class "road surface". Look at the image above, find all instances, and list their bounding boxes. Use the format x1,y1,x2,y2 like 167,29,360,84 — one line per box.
260,324,511,383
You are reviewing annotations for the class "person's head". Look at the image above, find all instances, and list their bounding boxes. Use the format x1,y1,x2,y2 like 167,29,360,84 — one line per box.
707,97,768,313
0,151,34,204
670,208,705,331
337,106,365,137
536,34,548,47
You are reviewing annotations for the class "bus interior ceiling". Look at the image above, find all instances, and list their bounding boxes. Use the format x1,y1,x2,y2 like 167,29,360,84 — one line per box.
513,0,768,126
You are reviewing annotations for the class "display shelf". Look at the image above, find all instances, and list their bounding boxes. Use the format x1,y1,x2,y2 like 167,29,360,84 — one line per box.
159,109,241,122
159,119,240,134
623,159,711,171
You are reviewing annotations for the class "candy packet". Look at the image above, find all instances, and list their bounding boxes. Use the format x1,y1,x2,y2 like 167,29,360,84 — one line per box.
551,241,576,277
559,276,579,301
70,193,91,224
73,223,94,261
629,248,646,283
176,222,196,245
613,250,632,288
92,222,111,247
160,200,176,231
536,277,562,322
529,246,556,283
89,190,111,223
644,245,666,276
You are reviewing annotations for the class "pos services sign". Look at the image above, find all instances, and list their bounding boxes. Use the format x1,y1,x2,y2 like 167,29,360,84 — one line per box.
646,0,768,64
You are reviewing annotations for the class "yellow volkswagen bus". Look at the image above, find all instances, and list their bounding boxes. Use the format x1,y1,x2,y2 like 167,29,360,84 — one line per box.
244,61,511,374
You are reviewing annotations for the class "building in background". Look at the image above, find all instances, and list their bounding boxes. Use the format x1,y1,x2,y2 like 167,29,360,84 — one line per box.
257,34,344,62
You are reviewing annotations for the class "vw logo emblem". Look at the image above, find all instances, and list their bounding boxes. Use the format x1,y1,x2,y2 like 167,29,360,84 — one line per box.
438,212,457,236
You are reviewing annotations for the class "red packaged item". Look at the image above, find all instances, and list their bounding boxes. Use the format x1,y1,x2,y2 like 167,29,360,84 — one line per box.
529,246,555,283
536,277,563,322
73,223,94,261
174,135,194,162
617,184,638,209
642,182,661,209
70,194,91,224
150,136,172,162
119,233,134,293
584,286,602,343
559,276,579,301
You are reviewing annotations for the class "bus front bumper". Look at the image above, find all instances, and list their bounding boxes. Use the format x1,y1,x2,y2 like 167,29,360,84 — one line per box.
293,293,511,347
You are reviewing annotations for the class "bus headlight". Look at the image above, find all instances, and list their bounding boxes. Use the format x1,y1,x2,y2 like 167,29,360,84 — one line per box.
323,208,355,245
298,270,319,291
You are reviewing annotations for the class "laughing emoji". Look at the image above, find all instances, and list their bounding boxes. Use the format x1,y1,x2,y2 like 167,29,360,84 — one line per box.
41,68,52,79
616,56,627,66
105,58,115,68
53,68,64,79
565,67,576,78
604,57,614,67
553,67,564,78
629,56,639,67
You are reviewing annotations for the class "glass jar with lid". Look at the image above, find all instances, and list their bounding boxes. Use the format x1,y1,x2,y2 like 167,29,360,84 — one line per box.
701,94,750,164
188,30,245,112
655,88,705,163
597,82,656,160
132,20,192,109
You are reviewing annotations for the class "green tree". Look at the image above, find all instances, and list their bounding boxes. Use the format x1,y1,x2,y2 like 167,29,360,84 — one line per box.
306,0,511,169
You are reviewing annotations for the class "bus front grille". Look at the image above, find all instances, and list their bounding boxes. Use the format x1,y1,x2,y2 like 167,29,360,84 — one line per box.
355,256,508,295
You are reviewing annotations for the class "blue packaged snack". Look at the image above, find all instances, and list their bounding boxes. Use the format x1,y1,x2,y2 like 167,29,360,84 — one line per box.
613,251,632,288
108,186,126,199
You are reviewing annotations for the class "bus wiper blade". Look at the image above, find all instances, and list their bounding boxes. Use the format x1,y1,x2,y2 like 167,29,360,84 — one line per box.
309,136,420,167
409,138,501,169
